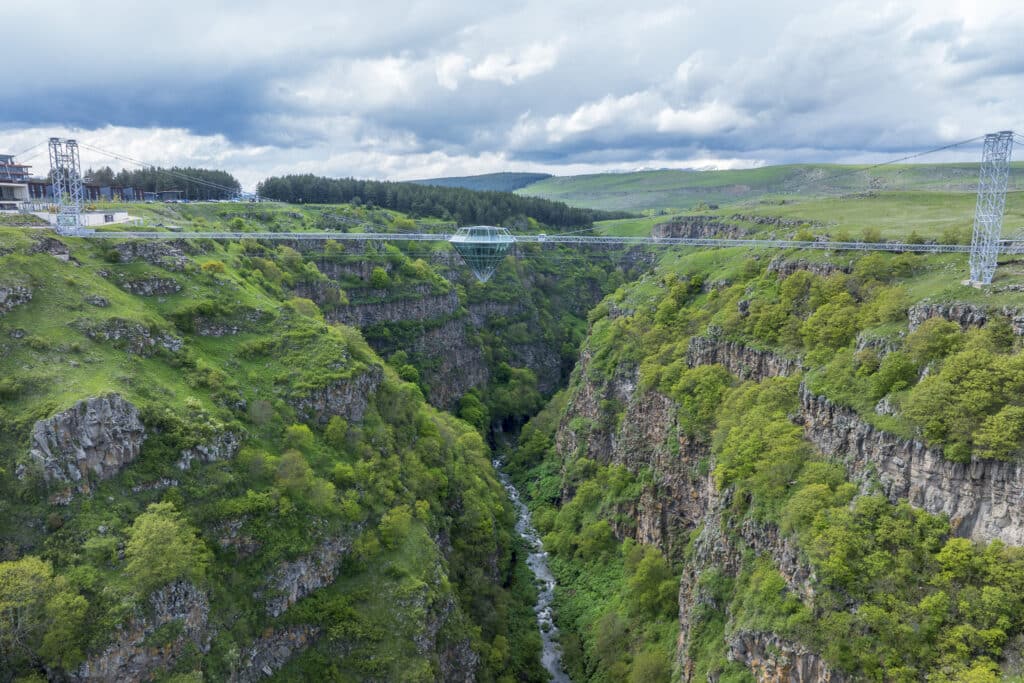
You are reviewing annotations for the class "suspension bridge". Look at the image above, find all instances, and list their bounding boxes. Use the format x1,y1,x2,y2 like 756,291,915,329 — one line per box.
24,132,1024,283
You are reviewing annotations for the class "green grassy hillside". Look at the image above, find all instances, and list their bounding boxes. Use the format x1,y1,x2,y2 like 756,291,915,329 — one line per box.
411,172,553,193
0,218,552,681
519,162,1024,212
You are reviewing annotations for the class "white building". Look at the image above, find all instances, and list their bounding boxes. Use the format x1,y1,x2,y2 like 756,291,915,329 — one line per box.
0,154,31,211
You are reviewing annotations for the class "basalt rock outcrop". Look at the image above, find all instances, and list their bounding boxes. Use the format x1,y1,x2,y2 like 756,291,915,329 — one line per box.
70,581,210,682
288,365,383,425
0,283,32,314
767,256,852,278
118,276,182,297
556,351,712,560
728,631,850,683
262,531,359,617
177,431,242,470
235,626,322,682
330,287,459,328
75,318,184,355
800,385,1024,546
113,240,190,271
908,302,1024,336
23,394,146,501
686,336,800,381
653,216,748,240
409,318,489,410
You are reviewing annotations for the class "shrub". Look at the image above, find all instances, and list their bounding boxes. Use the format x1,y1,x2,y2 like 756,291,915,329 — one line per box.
124,502,210,596
370,267,390,288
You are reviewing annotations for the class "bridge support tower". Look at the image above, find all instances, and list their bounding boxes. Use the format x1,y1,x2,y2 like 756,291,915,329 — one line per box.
968,131,1014,285
48,138,84,236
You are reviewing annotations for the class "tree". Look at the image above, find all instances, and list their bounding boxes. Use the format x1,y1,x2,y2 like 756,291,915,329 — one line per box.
125,502,210,596
0,556,88,671
370,267,390,288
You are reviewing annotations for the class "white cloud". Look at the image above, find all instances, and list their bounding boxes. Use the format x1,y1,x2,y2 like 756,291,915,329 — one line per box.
469,43,560,85
656,101,753,135
436,54,469,90
3,0,1023,181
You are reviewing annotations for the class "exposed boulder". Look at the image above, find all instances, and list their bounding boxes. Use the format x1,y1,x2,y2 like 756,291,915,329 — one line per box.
75,318,183,355
29,236,70,261
0,283,32,314
176,431,242,470
23,394,146,501
118,276,182,297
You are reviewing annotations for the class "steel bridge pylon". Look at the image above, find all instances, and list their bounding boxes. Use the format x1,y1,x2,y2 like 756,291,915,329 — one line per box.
48,138,85,236
969,131,1014,285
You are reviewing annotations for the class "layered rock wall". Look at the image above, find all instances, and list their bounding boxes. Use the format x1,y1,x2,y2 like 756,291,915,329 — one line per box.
800,386,1024,545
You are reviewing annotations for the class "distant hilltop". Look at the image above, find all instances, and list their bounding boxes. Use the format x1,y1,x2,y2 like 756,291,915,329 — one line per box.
411,172,552,193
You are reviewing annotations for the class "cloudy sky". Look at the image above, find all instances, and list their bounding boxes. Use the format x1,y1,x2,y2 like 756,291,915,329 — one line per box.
2,0,1022,189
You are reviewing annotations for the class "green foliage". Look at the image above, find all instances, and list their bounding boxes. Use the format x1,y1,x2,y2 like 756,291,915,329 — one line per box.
903,344,1024,460
370,266,390,288
124,502,210,597
626,546,678,619
0,556,88,671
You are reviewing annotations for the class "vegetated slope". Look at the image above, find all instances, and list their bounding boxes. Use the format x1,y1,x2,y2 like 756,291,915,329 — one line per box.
517,162,1024,212
507,243,1024,682
411,172,553,193
256,173,633,229
0,227,551,681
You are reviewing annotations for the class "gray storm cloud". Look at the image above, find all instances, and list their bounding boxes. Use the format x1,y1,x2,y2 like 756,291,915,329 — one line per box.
2,0,1022,187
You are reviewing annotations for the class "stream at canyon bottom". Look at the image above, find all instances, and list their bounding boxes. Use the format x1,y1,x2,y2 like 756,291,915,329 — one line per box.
494,459,571,683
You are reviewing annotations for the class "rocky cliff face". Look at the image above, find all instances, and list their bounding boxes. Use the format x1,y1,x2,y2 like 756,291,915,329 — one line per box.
289,365,383,425
261,531,359,617
653,216,748,239
908,302,1024,336
800,386,1024,546
766,257,852,278
410,318,489,410
71,581,210,682
177,431,242,471
22,394,146,502
728,631,850,683
683,336,1024,546
235,626,322,682
331,287,460,328
687,336,800,381
558,338,840,680
556,351,712,559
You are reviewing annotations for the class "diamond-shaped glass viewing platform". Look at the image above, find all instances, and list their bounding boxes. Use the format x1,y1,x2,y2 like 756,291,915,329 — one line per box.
448,226,515,282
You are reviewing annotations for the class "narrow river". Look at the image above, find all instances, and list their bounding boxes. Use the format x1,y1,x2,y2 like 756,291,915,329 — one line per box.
494,459,572,683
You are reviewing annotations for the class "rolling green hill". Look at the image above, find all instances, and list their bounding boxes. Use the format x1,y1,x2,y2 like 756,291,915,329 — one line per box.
517,162,1024,212
411,172,553,193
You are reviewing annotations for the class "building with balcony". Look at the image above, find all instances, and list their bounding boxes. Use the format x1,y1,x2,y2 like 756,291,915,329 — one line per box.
0,154,30,211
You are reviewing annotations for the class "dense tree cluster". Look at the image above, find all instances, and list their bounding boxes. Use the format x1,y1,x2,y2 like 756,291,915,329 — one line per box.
84,165,241,200
256,174,631,228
